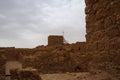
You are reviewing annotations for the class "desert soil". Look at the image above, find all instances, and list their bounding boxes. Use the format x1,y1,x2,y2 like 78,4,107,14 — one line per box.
40,72,118,80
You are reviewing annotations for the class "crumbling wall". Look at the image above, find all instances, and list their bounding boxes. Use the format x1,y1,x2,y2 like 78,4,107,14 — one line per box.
20,43,89,73
0,47,20,76
85,0,120,75
24,45,78,73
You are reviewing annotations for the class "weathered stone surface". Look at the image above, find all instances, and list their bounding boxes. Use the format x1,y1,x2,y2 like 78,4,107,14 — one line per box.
85,0,120,78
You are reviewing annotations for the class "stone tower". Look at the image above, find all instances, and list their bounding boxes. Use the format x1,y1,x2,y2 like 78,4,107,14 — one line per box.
48,35,64,46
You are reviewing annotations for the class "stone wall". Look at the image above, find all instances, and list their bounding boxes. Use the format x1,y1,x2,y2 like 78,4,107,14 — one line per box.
22,45,87,73
85,0,120,75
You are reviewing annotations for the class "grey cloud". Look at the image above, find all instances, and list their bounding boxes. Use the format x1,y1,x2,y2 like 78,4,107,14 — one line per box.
0,0,86,48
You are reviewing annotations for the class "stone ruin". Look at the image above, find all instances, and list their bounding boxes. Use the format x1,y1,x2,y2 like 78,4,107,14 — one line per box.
5,61,22,80
10,69,42,80
48,35,64,46
0,0,120,80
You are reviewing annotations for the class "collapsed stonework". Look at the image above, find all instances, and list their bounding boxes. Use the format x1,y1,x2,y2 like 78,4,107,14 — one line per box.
0,41,88,75
10,69,42,80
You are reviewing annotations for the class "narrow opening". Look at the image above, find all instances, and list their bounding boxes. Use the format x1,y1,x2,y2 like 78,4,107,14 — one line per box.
75,66,82,72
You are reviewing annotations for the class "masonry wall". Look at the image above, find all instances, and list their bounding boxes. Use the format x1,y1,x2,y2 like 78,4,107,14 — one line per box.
85,0,120,74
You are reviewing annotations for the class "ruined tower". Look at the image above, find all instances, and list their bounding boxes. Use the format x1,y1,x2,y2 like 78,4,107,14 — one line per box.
48,35,64,46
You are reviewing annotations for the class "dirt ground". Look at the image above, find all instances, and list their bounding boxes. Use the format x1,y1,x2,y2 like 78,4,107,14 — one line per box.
40,72,119,80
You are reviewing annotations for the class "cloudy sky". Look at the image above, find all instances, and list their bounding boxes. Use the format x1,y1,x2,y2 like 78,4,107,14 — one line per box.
0,0,86,48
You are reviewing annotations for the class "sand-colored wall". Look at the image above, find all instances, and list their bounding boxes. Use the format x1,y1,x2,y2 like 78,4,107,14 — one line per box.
85,0,120,75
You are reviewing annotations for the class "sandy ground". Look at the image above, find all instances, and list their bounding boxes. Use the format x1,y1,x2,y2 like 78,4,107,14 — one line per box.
40,72,119,80
40,72,90,80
